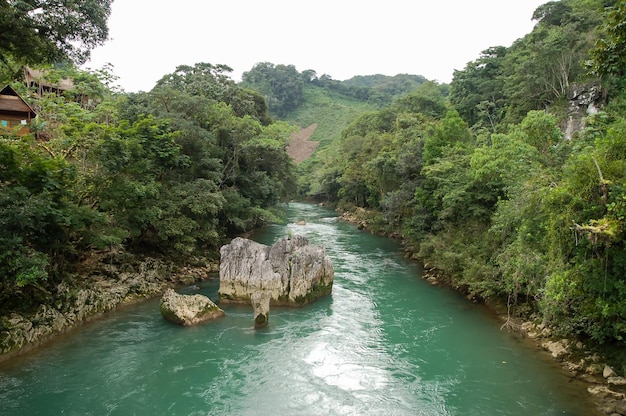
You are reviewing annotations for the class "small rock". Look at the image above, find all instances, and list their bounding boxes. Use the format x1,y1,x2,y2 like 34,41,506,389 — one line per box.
539,327,552,337
542,339,569,359
605,365,617,378
590,353,602,363
426,276,439,286
521,322,542,339
586,363,604,376
564,359,584,373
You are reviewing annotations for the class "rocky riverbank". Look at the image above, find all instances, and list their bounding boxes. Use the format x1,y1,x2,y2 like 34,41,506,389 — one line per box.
0,252,218,362
521,320,626,415
424,265,626,415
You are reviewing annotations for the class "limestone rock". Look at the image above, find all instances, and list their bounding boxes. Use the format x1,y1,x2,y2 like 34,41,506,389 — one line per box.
542,339,569,359
588,385,625,400
160,289,224,326
219,235,334,306
586,363,605,376
605,365,617,378
608,376,626,386
564,82,603,140
1,256,208,357
251,292,271,328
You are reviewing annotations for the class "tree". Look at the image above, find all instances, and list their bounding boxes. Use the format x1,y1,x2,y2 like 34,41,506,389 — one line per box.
589,1,626,79
241,62,304,117
392,81,447,119
0,0,112,65
502,0,605,123
155,63,235,99
449,46,508,129
0,135,108,310
154,63,272,124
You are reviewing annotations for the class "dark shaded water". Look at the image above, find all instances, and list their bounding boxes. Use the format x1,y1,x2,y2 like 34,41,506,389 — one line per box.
0,203,599,415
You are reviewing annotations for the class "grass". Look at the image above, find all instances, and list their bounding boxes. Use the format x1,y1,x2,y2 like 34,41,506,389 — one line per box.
283,85,377,149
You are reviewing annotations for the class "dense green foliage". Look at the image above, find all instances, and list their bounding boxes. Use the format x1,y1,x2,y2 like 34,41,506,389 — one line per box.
0,61,296,311
240,64,432,200
241,62,305,118
0,0,112,66
450,0,606,128
284,84,377,148
241,64,429,119
303,0,626,345
341,73,429,106
281,83,379,197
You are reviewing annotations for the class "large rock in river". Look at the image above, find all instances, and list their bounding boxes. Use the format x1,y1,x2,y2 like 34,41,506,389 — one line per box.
160,289,224,326
218,235,334,306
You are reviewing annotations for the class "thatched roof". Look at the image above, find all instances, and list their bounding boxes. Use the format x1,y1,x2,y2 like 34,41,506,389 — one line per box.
0,85,37,117
24,66,74,92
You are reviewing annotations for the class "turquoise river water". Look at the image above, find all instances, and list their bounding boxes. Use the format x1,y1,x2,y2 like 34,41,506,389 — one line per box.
0,202,601,415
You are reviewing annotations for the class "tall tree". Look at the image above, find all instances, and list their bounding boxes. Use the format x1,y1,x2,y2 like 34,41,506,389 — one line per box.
241,62,304,117
449,46,507,130
589,1,626,79
0,0,112,65
503,0,604,122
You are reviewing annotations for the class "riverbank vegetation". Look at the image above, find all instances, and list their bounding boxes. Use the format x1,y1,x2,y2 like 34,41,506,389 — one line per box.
1,12,297,316
291,0,626,351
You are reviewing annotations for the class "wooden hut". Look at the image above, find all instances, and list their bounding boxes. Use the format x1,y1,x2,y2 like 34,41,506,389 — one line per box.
0,85,37,135
23,66,93,108
23,66,74,96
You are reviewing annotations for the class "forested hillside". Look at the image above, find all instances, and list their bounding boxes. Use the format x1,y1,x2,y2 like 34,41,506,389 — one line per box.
282,0,624,347
240,63,431,194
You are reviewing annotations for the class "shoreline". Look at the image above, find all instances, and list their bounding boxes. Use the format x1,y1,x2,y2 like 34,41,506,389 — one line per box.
0,254,219,364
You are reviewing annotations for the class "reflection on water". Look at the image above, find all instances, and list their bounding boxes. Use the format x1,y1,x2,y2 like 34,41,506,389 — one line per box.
0,202,600,416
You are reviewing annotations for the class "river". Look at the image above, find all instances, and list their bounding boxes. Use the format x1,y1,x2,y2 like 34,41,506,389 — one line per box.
0,202,600,415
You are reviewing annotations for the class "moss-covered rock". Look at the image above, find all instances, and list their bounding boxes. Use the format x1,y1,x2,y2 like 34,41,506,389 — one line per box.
159,289,224,326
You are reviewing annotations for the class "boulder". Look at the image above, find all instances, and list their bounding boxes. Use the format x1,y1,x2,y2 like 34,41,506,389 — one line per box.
218,235,334,306
542,339,570,359
160,289,224,326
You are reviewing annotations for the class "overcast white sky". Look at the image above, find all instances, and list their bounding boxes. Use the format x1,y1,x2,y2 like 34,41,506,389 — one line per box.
84,0,548,92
